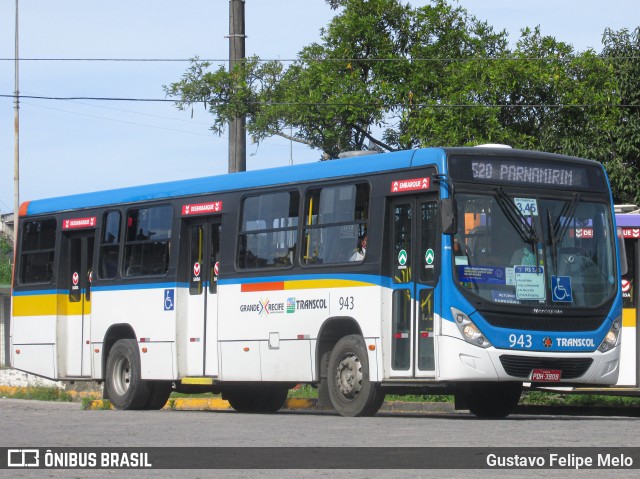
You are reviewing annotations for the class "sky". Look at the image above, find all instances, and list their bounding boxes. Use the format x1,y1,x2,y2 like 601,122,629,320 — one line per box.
0,0,638,214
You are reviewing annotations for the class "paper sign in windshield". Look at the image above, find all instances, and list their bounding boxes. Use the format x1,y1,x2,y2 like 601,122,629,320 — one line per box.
458,266,506,284
515,266,545,300
514,198,538,216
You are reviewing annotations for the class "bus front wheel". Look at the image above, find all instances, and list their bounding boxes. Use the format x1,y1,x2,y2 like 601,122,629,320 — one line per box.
327,334,385,417
457,381,522,418
104,339,150,410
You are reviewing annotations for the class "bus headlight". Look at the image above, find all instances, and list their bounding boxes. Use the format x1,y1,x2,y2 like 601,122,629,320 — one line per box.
598,317,622,352
451,307,492,349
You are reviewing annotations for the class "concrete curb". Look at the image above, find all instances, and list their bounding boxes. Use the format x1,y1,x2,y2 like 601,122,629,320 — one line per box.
82,397,459,413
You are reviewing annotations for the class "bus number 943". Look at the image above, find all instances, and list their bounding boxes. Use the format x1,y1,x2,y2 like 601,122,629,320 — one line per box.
509,334,532,348
339,296,355,311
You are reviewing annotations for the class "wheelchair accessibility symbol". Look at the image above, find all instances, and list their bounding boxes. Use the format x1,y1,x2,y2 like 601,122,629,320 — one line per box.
552,276,573,303
164,289,175,311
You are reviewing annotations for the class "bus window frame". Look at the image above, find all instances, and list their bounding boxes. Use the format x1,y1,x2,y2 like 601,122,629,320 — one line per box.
236,189,300,271
17,217,58,286
300,181,371,268
122,203,174,278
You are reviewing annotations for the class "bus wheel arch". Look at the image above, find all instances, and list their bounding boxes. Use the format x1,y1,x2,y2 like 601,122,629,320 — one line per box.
101,323,137,382
316,317,362,390
316,318,384,416
104,338,151,410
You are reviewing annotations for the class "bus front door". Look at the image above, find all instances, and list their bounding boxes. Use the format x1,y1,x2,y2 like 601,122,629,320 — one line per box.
388,196,439,378
63,231,95,378
182,217,221,377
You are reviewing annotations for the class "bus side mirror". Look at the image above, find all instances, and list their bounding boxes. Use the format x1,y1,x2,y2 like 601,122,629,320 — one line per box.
617,227,628,276
441,198,456,235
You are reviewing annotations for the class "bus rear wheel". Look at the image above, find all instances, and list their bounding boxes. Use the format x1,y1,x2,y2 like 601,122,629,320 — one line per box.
327,334,385,417
457,382,522,418
226,386,289,413
105,339,150,410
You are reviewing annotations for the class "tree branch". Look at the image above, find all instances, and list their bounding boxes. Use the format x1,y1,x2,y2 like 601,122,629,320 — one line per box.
352,125,396,152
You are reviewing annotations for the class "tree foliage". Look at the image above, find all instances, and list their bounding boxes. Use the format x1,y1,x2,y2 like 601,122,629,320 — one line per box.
165,0,640,204
0,235,12,285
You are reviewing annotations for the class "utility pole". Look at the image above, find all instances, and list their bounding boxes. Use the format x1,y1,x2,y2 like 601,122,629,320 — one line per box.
228,0,246,173
14,0,20,223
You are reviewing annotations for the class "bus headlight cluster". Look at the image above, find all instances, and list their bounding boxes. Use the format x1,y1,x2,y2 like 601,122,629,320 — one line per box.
598,317,622,353
451,307,492,349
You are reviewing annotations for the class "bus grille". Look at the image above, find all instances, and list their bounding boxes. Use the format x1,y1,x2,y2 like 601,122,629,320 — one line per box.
499,355,594,380
480,311,604,332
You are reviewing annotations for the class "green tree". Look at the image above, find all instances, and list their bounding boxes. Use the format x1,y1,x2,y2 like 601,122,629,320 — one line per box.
165,0,638,206
0,235,12,285
598,27,640,205
164,0,508,159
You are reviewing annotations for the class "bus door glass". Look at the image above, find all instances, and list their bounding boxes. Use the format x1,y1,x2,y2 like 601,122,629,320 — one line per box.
183,216,221,377
65,231,95,377
389,195,439,378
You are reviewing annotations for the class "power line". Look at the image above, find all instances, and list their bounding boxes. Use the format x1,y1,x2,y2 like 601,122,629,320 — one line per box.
22,101,214,137
1,56,640,62
2,94,638,109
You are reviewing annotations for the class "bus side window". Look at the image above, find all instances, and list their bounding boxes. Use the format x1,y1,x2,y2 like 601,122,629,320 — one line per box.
19,219,57,284
302,184,369,265
98,211,121,279
237,192,298,269
123,205,173,277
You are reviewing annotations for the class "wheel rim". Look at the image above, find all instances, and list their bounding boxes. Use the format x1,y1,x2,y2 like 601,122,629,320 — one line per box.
335,353,363,400
111,355,131,397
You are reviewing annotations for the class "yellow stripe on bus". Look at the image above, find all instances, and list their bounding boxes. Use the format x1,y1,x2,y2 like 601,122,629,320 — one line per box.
622,308,636,328
284,279,371,290
12,294,91,317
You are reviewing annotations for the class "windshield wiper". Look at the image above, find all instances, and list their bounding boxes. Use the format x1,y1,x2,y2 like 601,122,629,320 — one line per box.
547,192,580,274
494,187,541,268
494,187,539,244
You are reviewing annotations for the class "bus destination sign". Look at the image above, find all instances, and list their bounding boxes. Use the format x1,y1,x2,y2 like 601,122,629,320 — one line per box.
469,160,587,187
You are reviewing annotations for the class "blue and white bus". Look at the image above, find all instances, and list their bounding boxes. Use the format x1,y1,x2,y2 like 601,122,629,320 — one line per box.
10,146,623,417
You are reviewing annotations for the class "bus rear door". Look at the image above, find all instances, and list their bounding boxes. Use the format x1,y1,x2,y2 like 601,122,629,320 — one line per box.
180,216,221,377
62,230,95,378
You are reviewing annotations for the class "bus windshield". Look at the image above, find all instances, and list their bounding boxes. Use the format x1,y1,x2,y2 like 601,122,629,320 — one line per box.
454,192,617,308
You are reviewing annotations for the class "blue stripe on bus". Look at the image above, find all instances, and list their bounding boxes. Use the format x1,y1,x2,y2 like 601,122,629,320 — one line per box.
25,149,446,215
13,289,59,297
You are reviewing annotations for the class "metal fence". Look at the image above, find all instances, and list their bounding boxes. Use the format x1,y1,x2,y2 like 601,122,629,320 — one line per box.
0,288,9,367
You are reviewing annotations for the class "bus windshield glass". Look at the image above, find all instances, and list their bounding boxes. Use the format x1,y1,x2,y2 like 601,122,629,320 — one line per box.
454,192,617,308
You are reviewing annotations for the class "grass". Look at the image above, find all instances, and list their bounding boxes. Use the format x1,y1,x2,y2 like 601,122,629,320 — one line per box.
1,385,74,402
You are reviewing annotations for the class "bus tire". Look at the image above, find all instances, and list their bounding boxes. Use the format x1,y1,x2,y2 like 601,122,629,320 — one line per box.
327,334,385,417
144,381,173,410
227,386,289,413
458,381,522,418
105,339,150,410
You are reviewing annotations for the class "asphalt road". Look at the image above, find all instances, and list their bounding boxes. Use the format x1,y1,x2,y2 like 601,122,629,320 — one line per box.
1,398,639,478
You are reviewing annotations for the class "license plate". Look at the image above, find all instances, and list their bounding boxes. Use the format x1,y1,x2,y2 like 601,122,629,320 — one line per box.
531,369,562,382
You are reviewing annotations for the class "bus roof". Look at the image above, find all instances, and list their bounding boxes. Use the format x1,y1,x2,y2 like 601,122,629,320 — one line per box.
24,148,445,216
21,146,601,216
